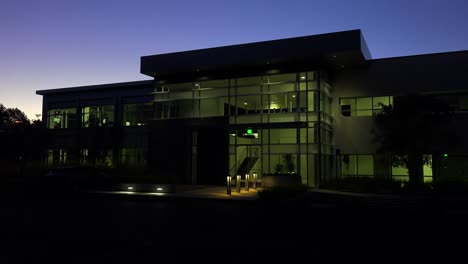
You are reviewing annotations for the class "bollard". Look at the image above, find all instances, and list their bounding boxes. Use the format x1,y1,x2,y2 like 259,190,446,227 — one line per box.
245,173,250,191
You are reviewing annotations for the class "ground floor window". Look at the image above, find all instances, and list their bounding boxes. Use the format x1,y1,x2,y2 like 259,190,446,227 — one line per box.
341,154,374,177
47,149,70,166
392,155,433,182
120,148,147,167
80,149,113,167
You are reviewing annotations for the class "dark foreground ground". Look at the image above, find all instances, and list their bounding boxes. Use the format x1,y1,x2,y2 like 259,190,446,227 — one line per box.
2,189,468,263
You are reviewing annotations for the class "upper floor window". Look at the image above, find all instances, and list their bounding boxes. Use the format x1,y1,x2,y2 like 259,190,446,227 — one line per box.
82,105,114,127
340,96,393,117
123,103,153,126
47,108,77,129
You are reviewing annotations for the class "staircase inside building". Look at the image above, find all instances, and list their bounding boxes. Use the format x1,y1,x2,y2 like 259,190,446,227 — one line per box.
234,146,259,176
236,156,258,176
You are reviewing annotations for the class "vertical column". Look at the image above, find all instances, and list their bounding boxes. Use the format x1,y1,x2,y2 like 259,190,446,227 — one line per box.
317,72,322,186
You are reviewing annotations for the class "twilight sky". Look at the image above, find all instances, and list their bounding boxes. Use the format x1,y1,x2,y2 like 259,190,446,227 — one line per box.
1,0,467,120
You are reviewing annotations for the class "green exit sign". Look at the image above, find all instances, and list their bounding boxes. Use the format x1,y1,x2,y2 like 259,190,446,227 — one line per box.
247,129,253,135
443,154,448,157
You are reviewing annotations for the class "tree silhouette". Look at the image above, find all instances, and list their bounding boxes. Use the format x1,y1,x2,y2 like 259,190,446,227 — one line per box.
1,103,47,178
372,95,456,187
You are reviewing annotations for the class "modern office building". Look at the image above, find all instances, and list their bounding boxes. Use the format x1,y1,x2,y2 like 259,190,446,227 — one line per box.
36,29,468,186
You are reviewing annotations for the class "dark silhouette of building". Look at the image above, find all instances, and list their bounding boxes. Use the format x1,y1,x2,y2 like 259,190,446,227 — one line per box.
36,29,468,186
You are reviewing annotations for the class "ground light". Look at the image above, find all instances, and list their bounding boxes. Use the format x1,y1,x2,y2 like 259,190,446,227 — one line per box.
226,175,232,195
245,174,250,191
252,172,257,189
236,175,241,193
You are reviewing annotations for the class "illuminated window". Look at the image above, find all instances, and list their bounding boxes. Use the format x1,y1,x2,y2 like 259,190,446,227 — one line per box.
80,148,113,167
47,149,69,165
340,96,393,117
392,155,432,182
47,108,77,129
342,154,374,177
123,103,153,126
82,105,114,127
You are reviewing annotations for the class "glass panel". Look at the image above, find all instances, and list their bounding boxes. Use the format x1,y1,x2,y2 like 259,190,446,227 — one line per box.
393,176,409,182
166,82,193,92
237,76,262,87
392,165,408,176
266,83,296,93
171,91,192,100
342,154,357,176
199,88,228,98
307,92,315,112
270,129,297,144
123,103,153,126
200,79,229,89
237,95,261,115
268,93,296,113
268,73,296,83
458,95,468,110
373,96,390,109
356,97,372,116
340,98,355,116
357,155,374,176
173,100,194,118
299,72,307,82
237,85,260,95
200,97,229,117
300,128,307,144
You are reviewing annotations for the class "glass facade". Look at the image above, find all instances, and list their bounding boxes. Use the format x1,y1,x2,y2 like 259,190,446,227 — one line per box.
45,71,334,186
151,71,331,186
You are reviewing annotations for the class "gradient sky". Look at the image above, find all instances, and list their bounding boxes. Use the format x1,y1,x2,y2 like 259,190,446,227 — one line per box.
1,0,467,120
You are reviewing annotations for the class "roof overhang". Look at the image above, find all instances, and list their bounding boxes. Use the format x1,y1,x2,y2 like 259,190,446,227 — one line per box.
141,29,371,81
36,80,153,95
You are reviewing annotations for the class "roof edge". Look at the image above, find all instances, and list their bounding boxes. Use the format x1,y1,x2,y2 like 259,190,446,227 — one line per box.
36,80,153,95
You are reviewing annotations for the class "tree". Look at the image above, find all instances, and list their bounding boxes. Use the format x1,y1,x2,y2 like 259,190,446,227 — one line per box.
372,95,457,187
0,104,30,129
0,103,46,178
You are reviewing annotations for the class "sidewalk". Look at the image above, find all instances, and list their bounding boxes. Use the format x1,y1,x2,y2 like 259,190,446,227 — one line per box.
88,185,261,200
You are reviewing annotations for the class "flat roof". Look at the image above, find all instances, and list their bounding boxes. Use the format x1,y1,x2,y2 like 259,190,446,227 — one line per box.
141,29,371,79
36,80,153,95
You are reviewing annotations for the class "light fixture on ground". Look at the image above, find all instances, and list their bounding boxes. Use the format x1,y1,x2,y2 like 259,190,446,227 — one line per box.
245,174,250,191
236,175,241,193
252,172,257,189
226,175,232,195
